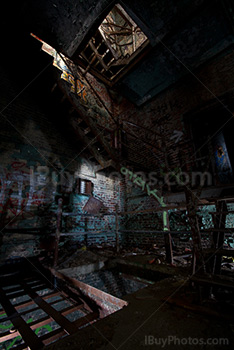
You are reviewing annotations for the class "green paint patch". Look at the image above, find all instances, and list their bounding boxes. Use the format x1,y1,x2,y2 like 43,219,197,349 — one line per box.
0,313,53,349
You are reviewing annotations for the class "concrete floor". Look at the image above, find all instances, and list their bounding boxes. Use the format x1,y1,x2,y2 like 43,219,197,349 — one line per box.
46,256,234,350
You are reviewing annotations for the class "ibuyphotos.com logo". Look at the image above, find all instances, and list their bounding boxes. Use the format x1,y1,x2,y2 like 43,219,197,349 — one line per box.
144,335,229,347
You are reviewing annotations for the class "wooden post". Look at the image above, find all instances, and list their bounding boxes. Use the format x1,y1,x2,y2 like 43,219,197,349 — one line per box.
115,205,120,253
53,198,63,267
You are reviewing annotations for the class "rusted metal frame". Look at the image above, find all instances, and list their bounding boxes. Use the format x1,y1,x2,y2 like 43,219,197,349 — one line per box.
0,303,82,343
53,198,63,268
0,287,44,349
50,269,128,310
20,281,79,335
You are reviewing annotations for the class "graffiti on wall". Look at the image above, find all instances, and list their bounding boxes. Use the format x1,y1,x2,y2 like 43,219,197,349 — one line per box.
120,167,169,231
0,160,49,223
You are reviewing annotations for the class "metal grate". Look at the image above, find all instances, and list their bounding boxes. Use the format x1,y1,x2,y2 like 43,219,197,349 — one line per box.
0,260,98,349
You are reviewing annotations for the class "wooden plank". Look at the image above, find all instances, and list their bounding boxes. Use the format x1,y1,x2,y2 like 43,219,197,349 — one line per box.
0,287,44,349
51,269,128,309
0,329,21,342
20,282,78,335
39,328,65,345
